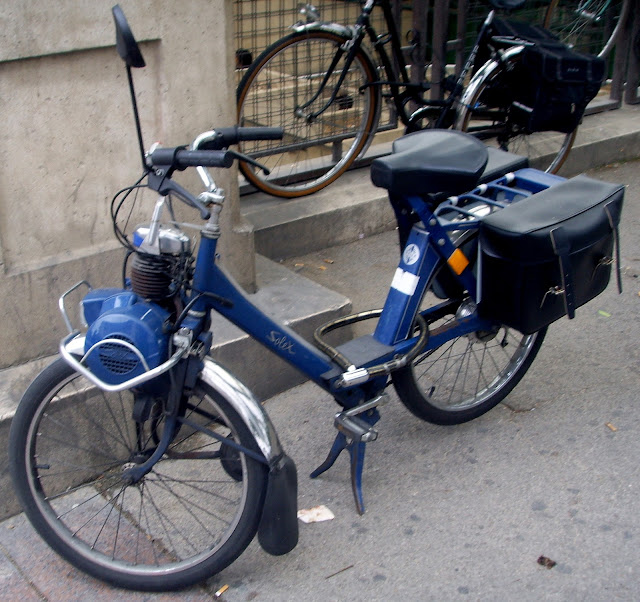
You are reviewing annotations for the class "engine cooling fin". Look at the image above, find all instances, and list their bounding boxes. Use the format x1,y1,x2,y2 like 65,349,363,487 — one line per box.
130,253,175,300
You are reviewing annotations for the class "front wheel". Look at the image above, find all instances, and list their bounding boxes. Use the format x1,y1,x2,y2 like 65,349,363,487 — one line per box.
9,358,268,591
455,50,577,174
237,30,381,198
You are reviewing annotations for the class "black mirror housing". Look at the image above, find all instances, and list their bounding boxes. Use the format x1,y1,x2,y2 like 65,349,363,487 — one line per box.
112,4,145,68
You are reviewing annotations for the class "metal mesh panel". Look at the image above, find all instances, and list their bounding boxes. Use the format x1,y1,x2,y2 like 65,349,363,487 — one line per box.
234,1,398,131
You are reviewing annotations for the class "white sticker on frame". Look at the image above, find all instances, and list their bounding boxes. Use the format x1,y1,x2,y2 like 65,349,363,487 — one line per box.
391,268,419,296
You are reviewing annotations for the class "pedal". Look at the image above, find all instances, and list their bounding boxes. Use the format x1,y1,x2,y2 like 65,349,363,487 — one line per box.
334,412,378,443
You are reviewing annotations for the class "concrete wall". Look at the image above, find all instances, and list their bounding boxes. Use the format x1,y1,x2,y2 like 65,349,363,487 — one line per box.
0,0,255,368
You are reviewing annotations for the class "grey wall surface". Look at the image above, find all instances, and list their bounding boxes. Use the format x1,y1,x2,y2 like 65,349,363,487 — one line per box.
0,0,254,368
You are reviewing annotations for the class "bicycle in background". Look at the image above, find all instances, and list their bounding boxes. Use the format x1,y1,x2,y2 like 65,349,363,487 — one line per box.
237,0,603,197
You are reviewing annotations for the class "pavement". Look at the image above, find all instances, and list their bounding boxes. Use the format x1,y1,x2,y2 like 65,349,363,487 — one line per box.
1,105,640,600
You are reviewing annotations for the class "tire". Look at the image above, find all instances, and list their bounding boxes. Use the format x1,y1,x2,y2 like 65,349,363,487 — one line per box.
392,230,547,426
9,358,268,591
455,50,577,174
237,30,381,198
544,0,630,58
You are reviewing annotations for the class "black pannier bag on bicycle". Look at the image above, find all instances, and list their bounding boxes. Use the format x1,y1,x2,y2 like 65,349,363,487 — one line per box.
511,43,606,133
478,175,624,334
487,18,605,133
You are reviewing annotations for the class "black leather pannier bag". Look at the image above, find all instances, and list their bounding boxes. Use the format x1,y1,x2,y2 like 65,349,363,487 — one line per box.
486,18,605,134
478,175,624,334
510,42,605,133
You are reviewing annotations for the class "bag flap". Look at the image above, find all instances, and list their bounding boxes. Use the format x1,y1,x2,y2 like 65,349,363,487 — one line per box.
521,44,606,84
480,175,624,260
491,18,562,46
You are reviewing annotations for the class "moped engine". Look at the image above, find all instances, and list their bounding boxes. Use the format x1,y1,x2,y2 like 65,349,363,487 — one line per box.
82,290,171,385
80,225,192,385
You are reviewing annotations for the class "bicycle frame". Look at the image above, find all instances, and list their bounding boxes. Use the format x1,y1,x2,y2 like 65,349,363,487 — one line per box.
293,0,500,131
168,165,491,411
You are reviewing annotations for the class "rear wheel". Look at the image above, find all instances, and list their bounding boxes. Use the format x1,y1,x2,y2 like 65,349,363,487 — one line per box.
237,30,381,198
544,0,630,58
456,50,577,174
392,230,546,425
9,358,268,591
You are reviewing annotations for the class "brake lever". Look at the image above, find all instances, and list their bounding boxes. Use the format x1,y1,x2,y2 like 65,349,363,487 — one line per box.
225,149,271,175
147,171,211,220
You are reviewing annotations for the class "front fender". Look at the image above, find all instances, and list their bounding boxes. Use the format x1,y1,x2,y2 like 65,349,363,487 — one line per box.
199,357,283,464
199,358,299,556
291,20,356,39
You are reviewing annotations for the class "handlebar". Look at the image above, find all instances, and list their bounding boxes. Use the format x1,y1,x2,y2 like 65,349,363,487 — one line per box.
145,126,284,219
197,126,284,150
149,148,234,170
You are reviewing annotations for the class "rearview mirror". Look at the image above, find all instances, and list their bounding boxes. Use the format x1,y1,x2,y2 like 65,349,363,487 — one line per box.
112,4,145,68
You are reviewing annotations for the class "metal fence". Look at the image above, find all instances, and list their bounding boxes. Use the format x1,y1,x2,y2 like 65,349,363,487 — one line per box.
233,0,401,132
232,0,638,184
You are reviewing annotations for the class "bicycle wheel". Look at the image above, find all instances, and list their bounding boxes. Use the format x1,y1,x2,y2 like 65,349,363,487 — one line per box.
392,231,547,426
455,50,577,174
237,30,381,198
9,358,268,591
544,0,630,58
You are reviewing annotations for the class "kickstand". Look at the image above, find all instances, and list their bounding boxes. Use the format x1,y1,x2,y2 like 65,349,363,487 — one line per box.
310,408,380,515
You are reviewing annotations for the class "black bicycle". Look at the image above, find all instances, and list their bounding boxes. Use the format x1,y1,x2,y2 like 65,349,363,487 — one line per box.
237,0,578,197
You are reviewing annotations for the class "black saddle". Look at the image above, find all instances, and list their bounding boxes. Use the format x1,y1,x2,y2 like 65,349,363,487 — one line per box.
370,130,489,197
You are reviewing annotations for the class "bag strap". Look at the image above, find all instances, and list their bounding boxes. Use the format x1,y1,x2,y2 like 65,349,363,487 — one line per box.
550,226,575,319
604,201,622,294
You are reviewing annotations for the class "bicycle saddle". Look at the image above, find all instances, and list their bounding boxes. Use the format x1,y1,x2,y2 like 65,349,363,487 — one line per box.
370,130,489,197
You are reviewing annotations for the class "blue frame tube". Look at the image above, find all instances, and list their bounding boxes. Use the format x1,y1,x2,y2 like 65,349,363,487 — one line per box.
190,233,337,386
188,194,486,391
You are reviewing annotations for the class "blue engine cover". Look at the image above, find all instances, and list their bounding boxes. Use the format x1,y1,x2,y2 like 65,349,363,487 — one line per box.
82,289,171,385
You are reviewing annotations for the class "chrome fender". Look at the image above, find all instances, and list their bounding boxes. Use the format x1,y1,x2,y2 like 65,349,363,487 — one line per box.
200,358,299,556
291,20,356,39
454,45,524,131
199,357,283,464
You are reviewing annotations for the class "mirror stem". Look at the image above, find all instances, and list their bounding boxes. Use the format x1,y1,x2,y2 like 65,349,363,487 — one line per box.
127,65,147,171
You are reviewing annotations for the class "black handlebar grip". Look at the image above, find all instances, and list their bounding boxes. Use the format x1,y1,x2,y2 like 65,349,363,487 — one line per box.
150,148,234,169
199,126,284,150
235,127,284,141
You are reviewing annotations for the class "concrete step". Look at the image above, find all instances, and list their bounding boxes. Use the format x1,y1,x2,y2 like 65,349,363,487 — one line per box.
241,103,640,261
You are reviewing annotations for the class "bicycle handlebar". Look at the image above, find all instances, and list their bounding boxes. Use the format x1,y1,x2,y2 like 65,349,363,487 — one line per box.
197,126,284,150
149,148,235,169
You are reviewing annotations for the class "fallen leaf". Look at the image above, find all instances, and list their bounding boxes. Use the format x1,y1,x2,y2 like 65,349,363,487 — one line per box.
537,555,556,569
297,505,335,523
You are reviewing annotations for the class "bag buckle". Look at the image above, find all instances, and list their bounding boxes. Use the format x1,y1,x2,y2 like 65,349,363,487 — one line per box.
540,285,565,309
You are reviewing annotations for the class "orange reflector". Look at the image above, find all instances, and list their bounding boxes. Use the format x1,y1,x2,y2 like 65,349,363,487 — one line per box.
448,248,469,275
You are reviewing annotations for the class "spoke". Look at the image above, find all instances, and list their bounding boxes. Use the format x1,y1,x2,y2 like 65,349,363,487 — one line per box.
143,483,196,557
149,472,235,529
99,388,134,452
41,470,123,502
445,339,473,405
